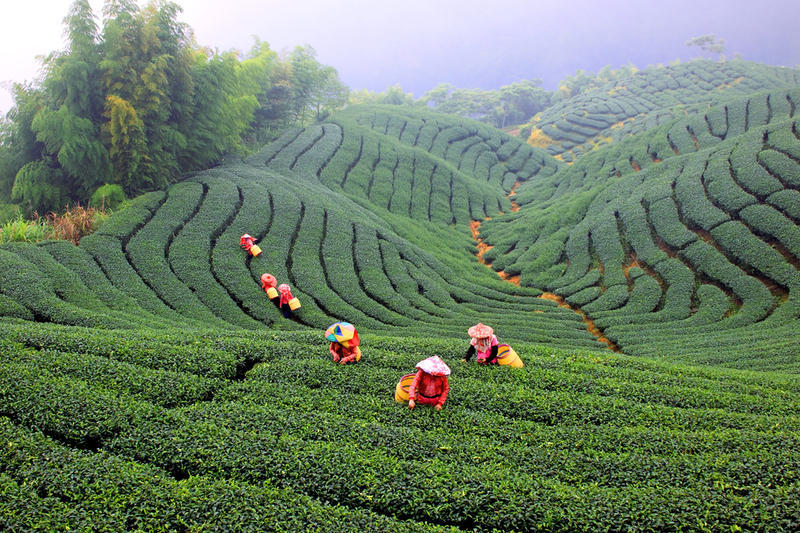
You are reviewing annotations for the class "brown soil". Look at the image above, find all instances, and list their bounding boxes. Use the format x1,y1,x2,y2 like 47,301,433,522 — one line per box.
690,131,700,150
498,272,521,285
539,292,620,352
622,259,640,279
470,220,492,264
469,218,620,352
468,203,619,352
508,181,521,212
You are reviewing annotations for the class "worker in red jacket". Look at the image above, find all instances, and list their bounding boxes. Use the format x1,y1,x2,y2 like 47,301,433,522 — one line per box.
408,356,450,411
277,284,295,318
325,322,362,365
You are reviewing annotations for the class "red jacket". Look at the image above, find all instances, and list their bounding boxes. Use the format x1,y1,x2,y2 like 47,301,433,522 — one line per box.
408,370,449,406
329,342,360,364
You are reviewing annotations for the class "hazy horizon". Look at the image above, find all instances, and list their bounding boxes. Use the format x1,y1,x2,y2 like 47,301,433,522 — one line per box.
2,0,799,115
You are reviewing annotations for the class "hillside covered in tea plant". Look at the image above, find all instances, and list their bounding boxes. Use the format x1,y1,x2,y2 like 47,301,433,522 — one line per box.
1,59,799,530
2,59,799,368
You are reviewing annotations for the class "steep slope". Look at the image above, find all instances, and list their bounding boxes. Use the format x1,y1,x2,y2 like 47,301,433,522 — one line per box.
0,106,601,349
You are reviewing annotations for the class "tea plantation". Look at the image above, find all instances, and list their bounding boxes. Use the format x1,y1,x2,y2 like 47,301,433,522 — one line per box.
1,60,799,530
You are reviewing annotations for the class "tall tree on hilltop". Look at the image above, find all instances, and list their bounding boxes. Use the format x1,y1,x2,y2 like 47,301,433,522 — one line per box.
239,39,281,146
56,0,104,121
21,0,110,210
686,35,727,61
100,0,195,193
421,81,550,128
103,94,146,190
181,50,258,169
0,0,348,212
289,45,348,123
495,79,549,128
0,84,44,201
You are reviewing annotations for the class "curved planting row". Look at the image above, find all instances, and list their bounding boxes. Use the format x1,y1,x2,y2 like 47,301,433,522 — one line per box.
1,323,798,530
526,60,800,161
515,87,800,207
481,101,800,368
0,108,600,348
317,105,561,222
482,87,800,285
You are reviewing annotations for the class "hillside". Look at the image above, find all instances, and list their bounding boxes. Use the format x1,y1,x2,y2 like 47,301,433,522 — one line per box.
4,69,797,367
526,60,800,161
0,106,603,348
1,59,799,530
481,83,800,370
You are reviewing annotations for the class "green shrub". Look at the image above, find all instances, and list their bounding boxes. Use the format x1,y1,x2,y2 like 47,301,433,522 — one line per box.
90,184,126,211
0,204,18,224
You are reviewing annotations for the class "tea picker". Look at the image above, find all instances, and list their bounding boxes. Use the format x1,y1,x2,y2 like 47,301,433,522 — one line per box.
240,233,262,257
325,321,362,364
463,323,499,364
396,356,450,411
277,283,301,318
463,323,523,367
260,273,279,300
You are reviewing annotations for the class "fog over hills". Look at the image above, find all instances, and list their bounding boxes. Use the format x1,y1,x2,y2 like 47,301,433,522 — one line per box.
2,0,800,114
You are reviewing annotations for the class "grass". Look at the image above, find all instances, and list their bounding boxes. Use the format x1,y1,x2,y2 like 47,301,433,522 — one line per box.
0,206,108,245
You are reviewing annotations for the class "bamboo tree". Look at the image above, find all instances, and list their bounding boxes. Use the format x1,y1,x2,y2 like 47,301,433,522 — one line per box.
103,94,146,193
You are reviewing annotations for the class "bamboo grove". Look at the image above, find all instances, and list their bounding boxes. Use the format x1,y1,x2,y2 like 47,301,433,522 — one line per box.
0,0,348,215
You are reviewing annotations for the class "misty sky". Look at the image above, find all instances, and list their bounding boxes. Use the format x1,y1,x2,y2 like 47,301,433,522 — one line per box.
2,0,799,116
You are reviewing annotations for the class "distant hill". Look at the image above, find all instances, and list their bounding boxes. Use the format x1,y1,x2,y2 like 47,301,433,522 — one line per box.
482,82,800,369
525,60,800,162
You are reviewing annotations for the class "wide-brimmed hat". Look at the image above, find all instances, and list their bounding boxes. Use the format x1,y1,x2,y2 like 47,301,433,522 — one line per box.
260,273,277,288
468,323,493,339
325,322,360,348
416,356,451,376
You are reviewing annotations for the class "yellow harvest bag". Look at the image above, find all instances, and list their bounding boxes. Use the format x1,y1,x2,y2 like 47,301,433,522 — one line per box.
394,373,415,402
497,344,523,368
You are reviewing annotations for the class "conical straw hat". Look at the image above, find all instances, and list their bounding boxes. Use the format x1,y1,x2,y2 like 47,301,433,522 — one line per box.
468,323,493,339
416,355,451,376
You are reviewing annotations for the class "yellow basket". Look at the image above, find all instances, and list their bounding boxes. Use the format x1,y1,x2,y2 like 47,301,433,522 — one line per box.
394,373,415,402
249,244,262,257
497,344,524,368
288,297,301,311
266,287,278,299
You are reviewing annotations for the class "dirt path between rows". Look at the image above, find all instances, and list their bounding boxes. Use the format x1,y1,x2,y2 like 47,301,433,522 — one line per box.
470,185,619,351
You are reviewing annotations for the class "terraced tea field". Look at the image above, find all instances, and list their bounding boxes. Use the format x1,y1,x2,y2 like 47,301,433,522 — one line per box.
1,59,799,530
1,322,798,531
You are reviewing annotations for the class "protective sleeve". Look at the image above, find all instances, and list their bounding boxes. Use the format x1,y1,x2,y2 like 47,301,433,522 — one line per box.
437,376,449,406
485,344,499,364
408,370,423,400
464,345,476,361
